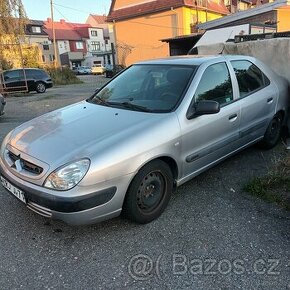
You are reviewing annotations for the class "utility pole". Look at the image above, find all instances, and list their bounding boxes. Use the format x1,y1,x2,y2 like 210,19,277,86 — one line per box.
50,0,58,68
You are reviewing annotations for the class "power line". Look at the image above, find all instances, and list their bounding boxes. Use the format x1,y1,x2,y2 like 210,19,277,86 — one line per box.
53,3,89,15
53,5,72,23
51,2,184,31
128,20,184,30
53,2,95,15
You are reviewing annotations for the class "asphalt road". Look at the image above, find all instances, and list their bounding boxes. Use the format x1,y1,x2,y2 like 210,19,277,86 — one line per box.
0,76,289,289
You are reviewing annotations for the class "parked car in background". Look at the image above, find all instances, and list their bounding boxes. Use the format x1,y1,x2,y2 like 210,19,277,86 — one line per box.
91,64,105,75
0,94,5,116
72,66,92,75
0,55,288,225
1,68,53,94
105,64,125,78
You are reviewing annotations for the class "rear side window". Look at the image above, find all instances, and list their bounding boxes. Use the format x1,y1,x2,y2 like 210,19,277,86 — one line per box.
25,70,34,78
194,62,233,106
4,70,20,79
231,60,270,98
31,69,48,79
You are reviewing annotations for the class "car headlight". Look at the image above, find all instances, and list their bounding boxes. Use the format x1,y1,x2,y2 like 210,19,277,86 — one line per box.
44,159,90,191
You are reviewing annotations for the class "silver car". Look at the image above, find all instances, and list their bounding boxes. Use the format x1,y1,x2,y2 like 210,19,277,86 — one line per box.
0,94,5,116
0,55,289,225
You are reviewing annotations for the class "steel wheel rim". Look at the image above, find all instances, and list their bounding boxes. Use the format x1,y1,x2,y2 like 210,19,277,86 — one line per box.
137,171,166,214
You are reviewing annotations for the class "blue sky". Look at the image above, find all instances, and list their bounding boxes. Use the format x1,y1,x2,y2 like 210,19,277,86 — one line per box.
22,0,112,23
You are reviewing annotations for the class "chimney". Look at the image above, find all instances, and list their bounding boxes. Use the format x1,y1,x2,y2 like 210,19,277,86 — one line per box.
47,18,51,22
60,19,66,24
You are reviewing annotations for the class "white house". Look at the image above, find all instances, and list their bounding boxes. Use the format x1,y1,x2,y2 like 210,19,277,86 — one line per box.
83,27,113,67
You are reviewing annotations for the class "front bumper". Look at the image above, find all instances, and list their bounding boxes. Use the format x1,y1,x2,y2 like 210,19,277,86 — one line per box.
0,161,134,225
45,82,53,89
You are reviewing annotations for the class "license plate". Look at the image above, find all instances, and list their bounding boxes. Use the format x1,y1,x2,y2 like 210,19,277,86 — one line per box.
0,175,26,204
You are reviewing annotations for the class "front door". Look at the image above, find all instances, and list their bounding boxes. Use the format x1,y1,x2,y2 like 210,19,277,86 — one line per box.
180,62,241,179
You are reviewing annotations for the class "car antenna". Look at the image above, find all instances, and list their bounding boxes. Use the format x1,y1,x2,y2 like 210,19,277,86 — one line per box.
219,43,226,55
219,30,234,55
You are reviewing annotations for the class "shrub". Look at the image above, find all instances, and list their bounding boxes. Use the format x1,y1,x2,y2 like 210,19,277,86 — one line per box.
45,67,82,86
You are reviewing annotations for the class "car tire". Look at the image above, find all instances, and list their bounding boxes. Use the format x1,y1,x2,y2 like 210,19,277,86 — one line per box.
36,82,46,93
258,114,282,150
123,160,173,224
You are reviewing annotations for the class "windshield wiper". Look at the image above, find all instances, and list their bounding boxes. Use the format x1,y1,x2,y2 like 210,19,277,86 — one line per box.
88,96,110,106
107,101,152,112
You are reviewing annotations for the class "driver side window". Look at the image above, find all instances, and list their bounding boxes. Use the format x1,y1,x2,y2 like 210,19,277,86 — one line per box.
195,62,233,106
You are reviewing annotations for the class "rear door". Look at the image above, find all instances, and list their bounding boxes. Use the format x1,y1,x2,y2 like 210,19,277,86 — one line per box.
180,61,241,177
229,59,278,144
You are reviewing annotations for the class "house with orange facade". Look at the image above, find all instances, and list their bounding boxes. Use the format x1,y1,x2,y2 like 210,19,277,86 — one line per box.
107,0,230,66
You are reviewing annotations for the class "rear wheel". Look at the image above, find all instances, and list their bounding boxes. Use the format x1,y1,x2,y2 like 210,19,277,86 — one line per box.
36,82,46,93
123,160,173,224
258,114,282,149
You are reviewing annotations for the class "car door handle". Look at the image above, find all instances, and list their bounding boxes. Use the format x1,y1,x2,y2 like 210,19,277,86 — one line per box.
228,114,238,121
267,97,273,104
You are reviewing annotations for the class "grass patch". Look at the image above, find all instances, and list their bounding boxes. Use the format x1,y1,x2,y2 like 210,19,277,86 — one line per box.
45,67,82,86
244,157,290,210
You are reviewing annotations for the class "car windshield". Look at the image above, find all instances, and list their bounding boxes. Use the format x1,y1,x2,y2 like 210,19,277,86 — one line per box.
88,64,196,113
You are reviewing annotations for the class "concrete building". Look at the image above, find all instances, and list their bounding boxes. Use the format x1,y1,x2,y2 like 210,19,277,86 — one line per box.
198,0,290,32
86,14,114,66
25,20,55,65
44,19,89,68
84,27,111,67
44,18,113,68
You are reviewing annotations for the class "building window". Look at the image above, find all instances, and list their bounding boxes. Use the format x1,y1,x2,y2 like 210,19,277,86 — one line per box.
42,55,46,62
105,39,109,45
91,41,100,51
43,44,49,50
49,55,55,62
76,41,84,49
91,30,98,36
31,26,41,33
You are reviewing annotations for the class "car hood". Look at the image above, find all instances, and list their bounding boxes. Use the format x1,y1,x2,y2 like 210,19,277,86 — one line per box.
7,101,170,167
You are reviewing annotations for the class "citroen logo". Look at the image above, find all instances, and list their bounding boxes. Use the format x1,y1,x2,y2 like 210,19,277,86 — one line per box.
11,155,23,172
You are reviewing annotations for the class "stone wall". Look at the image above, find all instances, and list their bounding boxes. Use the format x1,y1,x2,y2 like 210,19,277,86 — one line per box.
197,38,290,84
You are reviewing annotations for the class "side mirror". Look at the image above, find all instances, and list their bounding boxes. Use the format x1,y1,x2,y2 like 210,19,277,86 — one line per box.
187,100,220,120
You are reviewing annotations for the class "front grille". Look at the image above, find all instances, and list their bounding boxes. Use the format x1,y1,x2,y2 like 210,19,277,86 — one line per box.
8,151,43,175
27,202,52,218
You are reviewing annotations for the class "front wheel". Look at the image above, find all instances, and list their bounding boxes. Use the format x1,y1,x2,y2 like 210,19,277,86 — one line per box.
36,82,46,93
123,160,173,224
258,115,282,149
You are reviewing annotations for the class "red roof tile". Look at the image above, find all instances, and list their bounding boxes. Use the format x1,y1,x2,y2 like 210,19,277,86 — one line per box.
90,14,107,24
44,19,91,40
205,0,230,15
107,0,229,22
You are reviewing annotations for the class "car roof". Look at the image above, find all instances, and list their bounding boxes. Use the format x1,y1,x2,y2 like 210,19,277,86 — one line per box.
3,68,43,72
135,55,253,66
